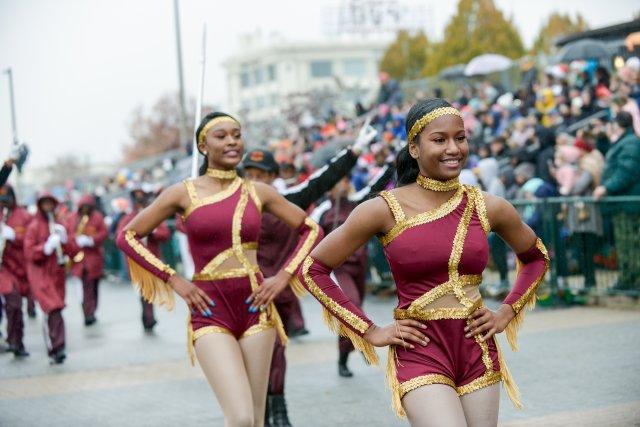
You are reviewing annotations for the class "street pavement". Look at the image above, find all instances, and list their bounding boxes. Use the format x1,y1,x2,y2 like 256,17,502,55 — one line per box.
1,276,639,426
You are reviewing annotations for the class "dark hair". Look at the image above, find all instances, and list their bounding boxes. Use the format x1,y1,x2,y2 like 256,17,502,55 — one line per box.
397,98,453,185
615,111,633,130
195,112,240,176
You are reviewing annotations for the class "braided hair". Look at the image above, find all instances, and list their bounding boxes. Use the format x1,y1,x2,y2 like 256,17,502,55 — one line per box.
195,112,240,176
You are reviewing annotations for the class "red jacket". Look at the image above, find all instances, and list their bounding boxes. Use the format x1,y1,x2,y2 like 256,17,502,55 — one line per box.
25,212,73,314
0,206,32,295
66,209,108,281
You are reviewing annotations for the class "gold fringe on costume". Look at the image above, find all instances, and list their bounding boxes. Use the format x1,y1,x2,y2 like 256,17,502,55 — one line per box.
495,338,522,408
289,276,307,298
269,303,289,345
321,307,379,366
386,346,405,418
187,313,196,366
126,257,175,310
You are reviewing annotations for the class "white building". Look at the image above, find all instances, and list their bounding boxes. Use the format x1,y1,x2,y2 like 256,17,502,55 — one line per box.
223,34,389,123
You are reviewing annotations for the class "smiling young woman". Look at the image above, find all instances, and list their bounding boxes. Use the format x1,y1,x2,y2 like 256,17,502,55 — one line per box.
116,112,323,426
298,98,549,427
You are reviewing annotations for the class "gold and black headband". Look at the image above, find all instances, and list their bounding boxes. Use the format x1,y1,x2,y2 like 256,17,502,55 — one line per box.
407,107,463,143
197,116,241,146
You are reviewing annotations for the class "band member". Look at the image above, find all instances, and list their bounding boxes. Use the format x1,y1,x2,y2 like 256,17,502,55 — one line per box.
116,185,171,331
67,195,108,326
25,193,73,364
243,123,377,427
116,112,322,426
311,165,393,377
299,99,549,426
0,185,32,357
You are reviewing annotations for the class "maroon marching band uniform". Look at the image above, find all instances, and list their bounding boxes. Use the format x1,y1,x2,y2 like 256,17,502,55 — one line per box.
299,181,549,418
66,195,108,323
25,195,73,359
0,203,32,354
116,209,170,329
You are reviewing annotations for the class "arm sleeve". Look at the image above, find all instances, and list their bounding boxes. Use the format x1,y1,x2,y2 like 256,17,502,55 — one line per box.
502,238,550,351
116,228,176,309
92,215,109,246
349,165,395,204
282,149,358,210
24,223,47,264
0,163,13,187
298,255,378,365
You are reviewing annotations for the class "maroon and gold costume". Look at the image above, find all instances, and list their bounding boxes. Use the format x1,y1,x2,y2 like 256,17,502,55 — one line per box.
66,195,108,321
0,205,32,352
300,183,549,417
116,210,170,329
25,198,73,357
116,176,322,363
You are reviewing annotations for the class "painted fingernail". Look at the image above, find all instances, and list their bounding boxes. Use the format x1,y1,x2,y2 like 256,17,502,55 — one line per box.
191,308,195,315
249,307,257,313
245,297,252,304
202,311,209,317
422,324,427,329
205,309,212,316
209,301,216,307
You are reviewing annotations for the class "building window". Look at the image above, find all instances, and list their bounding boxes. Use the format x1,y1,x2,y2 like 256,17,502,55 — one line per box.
267,64,277,81
310,60,332,78
241,64,251,88
343,58,366,77
254,67,264,85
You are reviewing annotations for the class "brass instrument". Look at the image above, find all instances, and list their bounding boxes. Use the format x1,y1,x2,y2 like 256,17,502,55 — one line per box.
72,214,89,263
47,212,68,266
0,207,9,268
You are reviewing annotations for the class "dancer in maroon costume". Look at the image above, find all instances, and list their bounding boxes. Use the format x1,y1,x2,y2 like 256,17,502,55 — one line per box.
25,193,74,364
0,185,32,357
299,99,549,426
67,195,108,326
117,112,322,426
116,186,171,331
311,164,393,377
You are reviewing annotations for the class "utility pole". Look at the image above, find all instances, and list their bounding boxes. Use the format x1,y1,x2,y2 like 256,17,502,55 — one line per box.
3,68,18,145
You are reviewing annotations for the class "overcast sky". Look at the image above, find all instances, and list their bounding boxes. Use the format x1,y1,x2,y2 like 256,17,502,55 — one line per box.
0,0,637,168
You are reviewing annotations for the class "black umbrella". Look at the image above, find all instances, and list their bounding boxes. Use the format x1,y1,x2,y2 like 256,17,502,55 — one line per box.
557,39,611,62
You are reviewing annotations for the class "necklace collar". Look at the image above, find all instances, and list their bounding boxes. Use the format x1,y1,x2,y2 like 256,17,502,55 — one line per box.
205,168,237,180
416,174,460,192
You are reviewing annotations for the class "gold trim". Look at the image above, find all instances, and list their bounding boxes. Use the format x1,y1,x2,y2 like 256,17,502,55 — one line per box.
407,107,463,142
284,217,320,275
183,177,243,219
380,187,465,246
197,242,258,277
409,275,481,310
245,180,263,212
416,175,460,192
302,256,370,334
379,191,406,223
205,168,238,180
193,325,234,340
124,230,176,276
457,371,502,396
192,265,260,281
240,322,275,339
395,298,482,321
198,116,240,145
470,186,491,234
289,276,307,298
399,374,457,398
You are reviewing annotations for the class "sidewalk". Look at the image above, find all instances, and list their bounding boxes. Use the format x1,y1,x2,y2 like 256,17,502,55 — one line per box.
1,278,639,426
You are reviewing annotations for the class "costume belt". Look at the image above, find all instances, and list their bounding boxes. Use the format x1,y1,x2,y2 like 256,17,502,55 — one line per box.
192,264,260,281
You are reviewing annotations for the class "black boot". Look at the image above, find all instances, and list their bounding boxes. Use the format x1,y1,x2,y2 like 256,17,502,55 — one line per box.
338,352,353,377
271,394,292,427
49,349,66,365
14,346,30,358
264,394,272,427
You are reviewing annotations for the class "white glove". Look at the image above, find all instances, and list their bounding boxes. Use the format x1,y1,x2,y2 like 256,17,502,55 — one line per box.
53,224,68,244
75,234,94,248
44,234,61,256
352,117,378,154
1,225,15,241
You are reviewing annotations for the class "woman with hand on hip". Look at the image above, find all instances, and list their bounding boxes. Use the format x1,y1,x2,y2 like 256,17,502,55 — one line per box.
117,112,322,426
299,99,549,427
